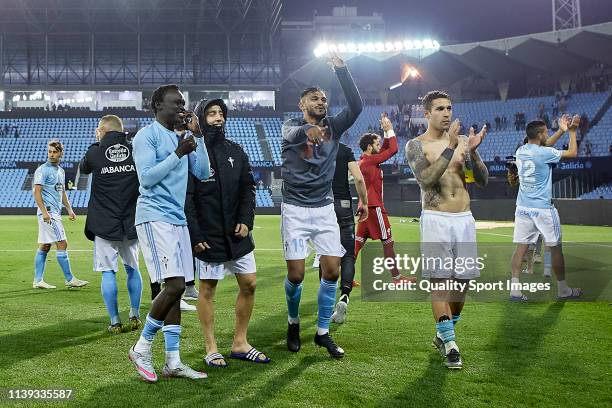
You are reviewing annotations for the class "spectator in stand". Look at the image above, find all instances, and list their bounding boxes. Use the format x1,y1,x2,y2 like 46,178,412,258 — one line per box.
609,144,612,156
485,121,491,132
502,115,507,130
538,102,545,118
559,95,567,113
579,113,589,138
495,116,501,131
515,112,521,131
542,113,550,128
584,141,592,157
552,117,559,131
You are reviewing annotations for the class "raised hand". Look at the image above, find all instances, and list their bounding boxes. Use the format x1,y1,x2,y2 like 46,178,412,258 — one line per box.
558,114,571,132
448,119,461,149
380,114,393,132
328,50,346,69
568,114,580,131
185,112,202,135
468,124,487,152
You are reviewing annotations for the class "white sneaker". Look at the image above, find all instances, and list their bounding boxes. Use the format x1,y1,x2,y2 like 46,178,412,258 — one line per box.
33,280,56,289
65,277,89,288
180,299,196,311
129,345,157,382
331,299,348,324
543,268,552,278
162,362,207,379
183,286,199,301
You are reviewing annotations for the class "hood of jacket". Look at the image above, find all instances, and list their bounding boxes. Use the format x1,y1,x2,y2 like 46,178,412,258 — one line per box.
195,98,228,145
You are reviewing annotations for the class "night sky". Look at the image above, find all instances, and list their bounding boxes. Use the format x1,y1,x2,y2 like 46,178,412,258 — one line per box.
283,0,612,44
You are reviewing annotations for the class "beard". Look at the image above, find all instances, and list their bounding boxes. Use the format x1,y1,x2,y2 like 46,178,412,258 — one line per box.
307,107,326,121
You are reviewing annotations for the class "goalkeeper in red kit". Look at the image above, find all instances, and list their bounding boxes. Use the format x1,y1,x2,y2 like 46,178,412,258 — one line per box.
355,113,414,283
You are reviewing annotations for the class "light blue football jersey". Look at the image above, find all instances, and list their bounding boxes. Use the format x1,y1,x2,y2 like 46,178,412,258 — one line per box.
515,143,562,209
33,161,65,215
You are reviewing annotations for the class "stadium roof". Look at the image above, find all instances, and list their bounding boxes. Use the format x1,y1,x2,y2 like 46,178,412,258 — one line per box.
287,22,612,89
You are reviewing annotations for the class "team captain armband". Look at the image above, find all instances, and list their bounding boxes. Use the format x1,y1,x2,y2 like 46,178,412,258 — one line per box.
441,147,455,161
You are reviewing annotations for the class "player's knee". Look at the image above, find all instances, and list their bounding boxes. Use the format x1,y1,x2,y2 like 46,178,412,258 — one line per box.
287,264,305,283
287,274,304,285
199,282,217,299
39,244,51,252
164,279,185,298
239,279,256,296
56,240,68,250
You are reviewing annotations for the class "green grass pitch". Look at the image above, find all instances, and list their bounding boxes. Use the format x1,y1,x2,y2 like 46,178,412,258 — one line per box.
1,215,610,407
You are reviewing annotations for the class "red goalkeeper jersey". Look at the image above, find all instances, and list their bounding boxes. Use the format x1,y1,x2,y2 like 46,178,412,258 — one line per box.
358,135,398,209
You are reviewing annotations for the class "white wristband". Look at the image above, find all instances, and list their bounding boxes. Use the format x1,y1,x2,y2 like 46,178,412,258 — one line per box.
384,129,395,138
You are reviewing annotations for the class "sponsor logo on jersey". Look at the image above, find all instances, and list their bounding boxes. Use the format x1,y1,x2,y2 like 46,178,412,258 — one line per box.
101,164,136,174
105,144,130,163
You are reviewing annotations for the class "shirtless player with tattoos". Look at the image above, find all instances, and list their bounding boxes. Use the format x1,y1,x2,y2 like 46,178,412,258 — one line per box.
405,90,488,369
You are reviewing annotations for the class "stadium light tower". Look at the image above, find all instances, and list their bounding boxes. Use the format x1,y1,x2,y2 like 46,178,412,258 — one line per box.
552,0,582,31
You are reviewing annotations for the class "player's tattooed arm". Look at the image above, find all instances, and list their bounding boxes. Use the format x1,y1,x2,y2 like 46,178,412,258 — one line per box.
469,149,489,187
405,139,452,189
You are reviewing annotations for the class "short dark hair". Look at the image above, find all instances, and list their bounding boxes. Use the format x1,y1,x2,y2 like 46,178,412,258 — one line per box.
359,133,379,152
300,86,324,99
422,90,450,112
151,84,180,113
526,120,547,140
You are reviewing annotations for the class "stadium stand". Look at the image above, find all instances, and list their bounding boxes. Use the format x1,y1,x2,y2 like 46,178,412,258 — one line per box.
583,106,612,156
580,181,612,200
1,90,611,208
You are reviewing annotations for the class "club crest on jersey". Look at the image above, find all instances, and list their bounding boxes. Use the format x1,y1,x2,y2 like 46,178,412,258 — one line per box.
105,144,130,163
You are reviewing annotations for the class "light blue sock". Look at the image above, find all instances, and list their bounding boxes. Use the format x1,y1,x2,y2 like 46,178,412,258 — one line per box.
452,314,461,327
317,279,338,332
141,314,164,341
436,319,456,344
284,277,302,321
162,325,182,352
544,251,552,269
101,271,120,325
124,264,142,318
34,249,48,282
56,250,74,282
